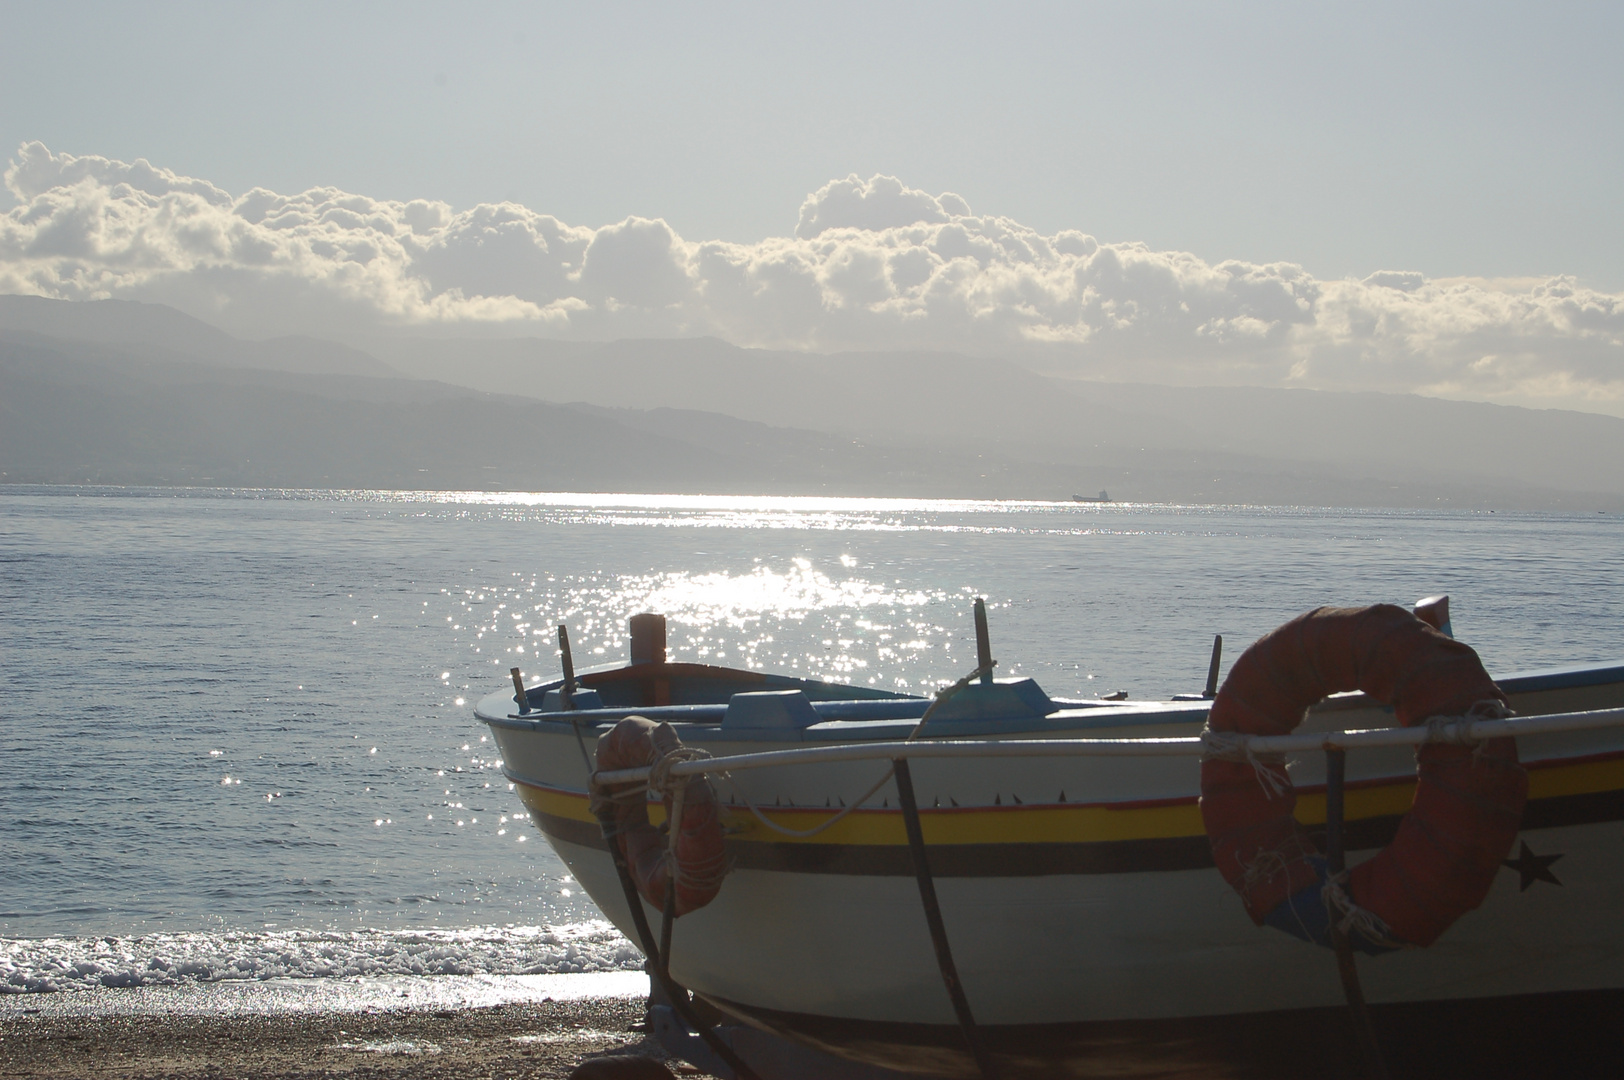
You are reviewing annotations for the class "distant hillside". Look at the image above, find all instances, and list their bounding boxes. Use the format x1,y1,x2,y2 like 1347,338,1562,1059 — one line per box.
0,336,926,492
374,334,1624,509
4,295,1623,509
0,295,396,377
0,332,1160,496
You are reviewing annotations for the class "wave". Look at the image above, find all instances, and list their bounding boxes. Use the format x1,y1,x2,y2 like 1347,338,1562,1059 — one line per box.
0,923,641,994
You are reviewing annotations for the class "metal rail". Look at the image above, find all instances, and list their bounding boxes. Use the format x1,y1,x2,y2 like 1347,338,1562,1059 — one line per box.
1325,748,1389,1079
590,705,1624,785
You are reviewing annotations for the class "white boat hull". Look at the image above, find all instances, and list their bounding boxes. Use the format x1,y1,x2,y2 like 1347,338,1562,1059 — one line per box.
485,668,1624,1076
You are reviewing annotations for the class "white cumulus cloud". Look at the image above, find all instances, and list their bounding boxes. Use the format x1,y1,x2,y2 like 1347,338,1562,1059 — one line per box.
3,143,1621,413
794,174,970,238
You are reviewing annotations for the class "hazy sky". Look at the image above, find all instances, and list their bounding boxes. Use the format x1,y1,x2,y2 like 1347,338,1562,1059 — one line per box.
2,2,1621,416
4,1,1620,286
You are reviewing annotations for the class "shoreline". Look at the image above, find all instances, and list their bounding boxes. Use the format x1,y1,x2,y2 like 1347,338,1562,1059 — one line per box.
0,973,651,1019
1,994,713,1079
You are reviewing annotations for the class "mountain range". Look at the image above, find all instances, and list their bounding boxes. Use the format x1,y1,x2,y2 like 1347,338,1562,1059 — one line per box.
3,294,1621,510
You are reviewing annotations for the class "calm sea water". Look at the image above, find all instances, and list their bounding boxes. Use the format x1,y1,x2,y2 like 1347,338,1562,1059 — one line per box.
2,487,1621,994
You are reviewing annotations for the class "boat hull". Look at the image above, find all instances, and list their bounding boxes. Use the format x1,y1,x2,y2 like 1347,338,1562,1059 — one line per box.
484,666,1624,1076
709,986,1624,1079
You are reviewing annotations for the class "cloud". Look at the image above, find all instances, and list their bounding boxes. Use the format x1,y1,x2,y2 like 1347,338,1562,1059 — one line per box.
795,174,969,238
4,142,1622,413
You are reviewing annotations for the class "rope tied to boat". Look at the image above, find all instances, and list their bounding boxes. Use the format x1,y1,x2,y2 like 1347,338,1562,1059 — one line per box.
1423,699,1516,757
1200,696,1516,797
722,769,894,838
1322,870,1409,951
590,717,730,918
928,663,996,715
1235,829,1319,905
653,748,734,890
657,752,733,895
590,741,714,810
1200,727,1291,797
649,745,713,796
1202,603,1527,960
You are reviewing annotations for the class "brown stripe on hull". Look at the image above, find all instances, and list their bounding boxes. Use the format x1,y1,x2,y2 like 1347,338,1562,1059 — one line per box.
532,785,1624,878
708,987,1624,1079
729,834,1216,876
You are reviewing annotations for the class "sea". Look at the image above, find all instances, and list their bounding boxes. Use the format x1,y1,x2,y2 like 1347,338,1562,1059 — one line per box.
2,487,1621,1009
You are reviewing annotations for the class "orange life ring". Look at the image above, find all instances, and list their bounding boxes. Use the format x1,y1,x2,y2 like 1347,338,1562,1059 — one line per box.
1199,604,1527,949
593,717,727,916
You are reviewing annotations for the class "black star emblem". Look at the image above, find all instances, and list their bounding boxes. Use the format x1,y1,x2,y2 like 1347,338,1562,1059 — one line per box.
1502,840,1563,891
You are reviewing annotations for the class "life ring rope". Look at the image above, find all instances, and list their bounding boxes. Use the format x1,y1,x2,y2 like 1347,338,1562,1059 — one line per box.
591,717,730,916
1199,604,1529,950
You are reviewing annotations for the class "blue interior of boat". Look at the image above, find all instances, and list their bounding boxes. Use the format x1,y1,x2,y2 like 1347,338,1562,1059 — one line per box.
719,690,824,738
929,678,1055,722
492,654,1624,743
1496,661,1624,695
556,661,912,708
493,659,1218,741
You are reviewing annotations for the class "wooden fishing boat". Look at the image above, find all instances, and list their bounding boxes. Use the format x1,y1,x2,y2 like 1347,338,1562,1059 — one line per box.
477,602,1624,1079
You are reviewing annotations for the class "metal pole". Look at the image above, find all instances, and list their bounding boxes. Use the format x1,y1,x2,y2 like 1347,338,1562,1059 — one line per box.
659,877,677,984
585,705,1624,786
1325,749,1389,1080
894,758,998,1080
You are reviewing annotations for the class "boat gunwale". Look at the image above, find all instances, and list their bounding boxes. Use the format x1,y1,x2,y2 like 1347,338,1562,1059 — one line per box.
588,705,1624,785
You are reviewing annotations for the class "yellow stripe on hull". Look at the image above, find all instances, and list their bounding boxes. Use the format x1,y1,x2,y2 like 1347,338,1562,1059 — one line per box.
516,750,1624,849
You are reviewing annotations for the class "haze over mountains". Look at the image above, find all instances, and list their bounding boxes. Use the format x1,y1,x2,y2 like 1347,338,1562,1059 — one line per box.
3,295,1622,510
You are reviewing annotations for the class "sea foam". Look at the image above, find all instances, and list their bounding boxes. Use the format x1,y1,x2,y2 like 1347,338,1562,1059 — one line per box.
0,922,640,994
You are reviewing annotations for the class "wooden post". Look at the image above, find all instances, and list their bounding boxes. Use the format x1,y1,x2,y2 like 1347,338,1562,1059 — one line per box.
558,625,577,708
973,598,994,686
630,612,667,665
1204,635,1223,699
509,667,530,713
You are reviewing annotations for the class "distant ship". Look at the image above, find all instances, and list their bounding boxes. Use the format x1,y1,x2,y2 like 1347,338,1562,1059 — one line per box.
1072,490,1110,502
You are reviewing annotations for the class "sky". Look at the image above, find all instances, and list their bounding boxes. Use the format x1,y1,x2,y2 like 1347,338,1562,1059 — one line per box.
2,1,1621,413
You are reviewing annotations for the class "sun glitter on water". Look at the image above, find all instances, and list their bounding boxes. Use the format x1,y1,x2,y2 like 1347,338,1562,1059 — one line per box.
443,556,963,690
626,558,932,628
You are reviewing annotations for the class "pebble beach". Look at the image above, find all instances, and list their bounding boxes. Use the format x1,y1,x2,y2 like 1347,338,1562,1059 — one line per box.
0,972,716,1080
0,997,714,1080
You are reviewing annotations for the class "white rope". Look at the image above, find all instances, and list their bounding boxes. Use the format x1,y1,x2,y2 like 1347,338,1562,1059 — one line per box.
1426,700,1518,768
701,661,996,839
1236,842,1308,901
666,779,686,857
649,745,712,795
663,780,732,894
643,745,733,893
1199,730,1249,762
1322,871,1411,951
1235,831,1320,936
722,767,895,839
1201,728,1291,797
